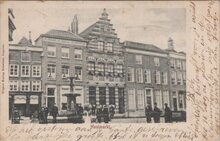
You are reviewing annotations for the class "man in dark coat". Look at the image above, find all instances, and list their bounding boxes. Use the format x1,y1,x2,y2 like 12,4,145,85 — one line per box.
103,105,109,123
96,105,102,123
43,104,48,124
164,103,172,123
145,104,152,123
153,103,161,123
51,103,58,123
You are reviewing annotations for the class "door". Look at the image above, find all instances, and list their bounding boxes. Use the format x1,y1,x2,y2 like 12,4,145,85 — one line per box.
47,97,55,112
145,89,153,108
173,98,177,111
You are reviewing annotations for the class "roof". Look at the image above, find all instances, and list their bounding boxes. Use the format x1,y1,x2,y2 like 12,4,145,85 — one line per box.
124,41,166,53
18,36,32,46
37,29,86,42
80,23,97,37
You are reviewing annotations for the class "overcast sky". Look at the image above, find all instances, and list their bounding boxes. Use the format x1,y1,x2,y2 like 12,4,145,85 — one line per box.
9,1,186,52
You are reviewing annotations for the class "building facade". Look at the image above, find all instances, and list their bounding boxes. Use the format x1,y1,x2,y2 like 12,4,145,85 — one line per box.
9,37,43,117
80,9,125,115
35,20,87,112
124,41,170,117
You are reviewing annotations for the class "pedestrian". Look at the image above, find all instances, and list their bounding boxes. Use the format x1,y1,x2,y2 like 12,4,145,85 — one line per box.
164,103,172,123
103,105,109,123
145,104,152,123
109,105,115,121
51,103,58,123
96,105,102,123
43,104,48,124
39,107,44,124
153,103,161,123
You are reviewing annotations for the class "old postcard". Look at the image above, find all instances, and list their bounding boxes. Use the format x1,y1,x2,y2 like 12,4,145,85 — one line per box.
0,1,219,141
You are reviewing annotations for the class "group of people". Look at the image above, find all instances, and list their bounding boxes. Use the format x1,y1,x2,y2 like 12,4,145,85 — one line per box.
39,103,58,124
145,103,172,123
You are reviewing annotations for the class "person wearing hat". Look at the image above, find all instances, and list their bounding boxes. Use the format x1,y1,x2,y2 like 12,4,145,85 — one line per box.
145,104,153,123
153,103,161,123
51,103,58,123
164,103,172,123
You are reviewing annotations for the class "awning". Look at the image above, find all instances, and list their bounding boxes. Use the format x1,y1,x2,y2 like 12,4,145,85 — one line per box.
14,95,26,104
30,95,38,104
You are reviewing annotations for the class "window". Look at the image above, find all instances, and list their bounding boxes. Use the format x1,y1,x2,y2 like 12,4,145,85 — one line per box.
135,55,142,64
47,86,56,110
109,87,115,105
176,60,182,69
97,63,104,72
116,64,123,74
163,90,170,107
106,43,113,52
75,66,82,80
128,88,136,110
170,59,175,68
32,65,41,77
144,69,151,83
61,47,69,58
154,57,160,66
62,65,69,78
89,86,96,105
9,80,18,91
74,49,82,59
118,88,125,113
88,62,95,71
137,89,144,109
171,71,176,85
21,65,30,77
177,72,183,85
136,68,143,83
106,64,114,73
20,81,30,91
155,70,161,84
162,72,168,85
47,87,55,96
21,52,30,62
61,86,70,110
9,64,19,77
47,64,56,79
32,81,41,91
99,87,106,105
98,42,104,52
47,46,56,57
127,67,134,82
182,61,186,70
183,72,186,85
155,90,162,109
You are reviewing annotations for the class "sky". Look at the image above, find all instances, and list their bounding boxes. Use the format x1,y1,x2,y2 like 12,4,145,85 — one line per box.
9,1,186,52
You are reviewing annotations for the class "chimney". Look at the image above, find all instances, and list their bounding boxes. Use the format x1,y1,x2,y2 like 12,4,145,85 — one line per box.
168,37,174,50
71,15,78,34
28,31,32,45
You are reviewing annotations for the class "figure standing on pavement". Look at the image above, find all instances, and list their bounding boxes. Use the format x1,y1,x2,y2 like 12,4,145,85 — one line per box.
153,103,161,123
164,103,172,123
109,105,115,121
96,104,102,123
145,104,152,123
43,104,48,124
103,105,109,123
51,103,58,123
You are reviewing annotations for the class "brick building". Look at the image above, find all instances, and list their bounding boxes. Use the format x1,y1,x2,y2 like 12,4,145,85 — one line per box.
124,41,170,117
35,17,87,112
9,37,43,117
80,9,125,114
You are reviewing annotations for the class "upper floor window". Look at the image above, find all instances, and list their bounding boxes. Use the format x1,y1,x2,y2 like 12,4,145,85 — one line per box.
21,52,30,62
61,47,69,59
9,64,19,77
155,70,161,84
106,43,113,53
136,68,143,83
62,65,69,78
171,71,176,85
154,57,160,66
32,65,41,77
98,42,104,52
88,62,95,71
20,81,30,91
74,49,82,59
135,55,142,64
116,64,123,74
9,80,19,91
106,64,114,73
170,59,175,68
47,64,56,79
21,65,30,77
32,80,41,91
47,46,56,57
176,60,182,69
177,72,183,85
183,72,186,85
75,66,82,81
144,69,151,83
182,61,186,70
127,67,134,82
162,72,168,85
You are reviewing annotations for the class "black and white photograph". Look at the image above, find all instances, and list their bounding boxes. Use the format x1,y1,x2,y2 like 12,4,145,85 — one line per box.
8,3,187,124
